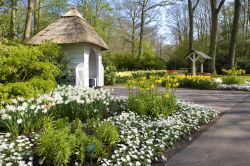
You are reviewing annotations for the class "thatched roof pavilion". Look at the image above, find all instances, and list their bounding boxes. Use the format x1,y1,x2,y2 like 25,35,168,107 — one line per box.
28,7,109,50
28,7,108,88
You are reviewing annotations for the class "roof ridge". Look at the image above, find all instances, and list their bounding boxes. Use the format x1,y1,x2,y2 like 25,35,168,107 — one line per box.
62,7,87,21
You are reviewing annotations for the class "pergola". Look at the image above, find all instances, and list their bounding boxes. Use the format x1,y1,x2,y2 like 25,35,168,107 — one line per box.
186,50,212,75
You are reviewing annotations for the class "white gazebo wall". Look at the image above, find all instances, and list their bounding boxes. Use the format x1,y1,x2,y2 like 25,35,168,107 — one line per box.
61,43,104,87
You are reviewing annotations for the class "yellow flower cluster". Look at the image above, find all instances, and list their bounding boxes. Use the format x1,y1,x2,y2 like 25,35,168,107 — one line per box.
116,70,167,78
176,75,214,82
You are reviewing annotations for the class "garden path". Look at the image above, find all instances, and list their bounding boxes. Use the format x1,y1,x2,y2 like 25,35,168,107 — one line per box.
106,85,250,166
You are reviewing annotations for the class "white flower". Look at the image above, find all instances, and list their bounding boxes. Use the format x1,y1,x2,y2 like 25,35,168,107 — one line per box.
17,119,23,124
1,114,11,120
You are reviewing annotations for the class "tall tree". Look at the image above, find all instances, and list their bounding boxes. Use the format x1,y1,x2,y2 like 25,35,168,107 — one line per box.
23,0,34,41
9,0,17,39
117,0,141,56
34,0,42,34
137,0,173,59
188,0,200,52
228,0,241,69
209,0,226,74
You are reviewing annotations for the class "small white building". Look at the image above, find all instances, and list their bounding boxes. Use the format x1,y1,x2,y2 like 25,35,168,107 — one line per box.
28,7,109,88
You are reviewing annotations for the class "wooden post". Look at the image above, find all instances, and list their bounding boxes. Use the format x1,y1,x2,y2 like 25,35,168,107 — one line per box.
200,63,204,73
192,53,196,75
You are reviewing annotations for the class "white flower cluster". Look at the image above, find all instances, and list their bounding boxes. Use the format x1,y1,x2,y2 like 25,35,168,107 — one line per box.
100,101,219,166
214,78,250,91
217,83,250,91
0,85,112,133
0,132,39,166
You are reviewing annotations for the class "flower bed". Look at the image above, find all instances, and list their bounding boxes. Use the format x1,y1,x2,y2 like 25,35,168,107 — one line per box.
115,70,168,83
0,85,218,165
100,101,218,165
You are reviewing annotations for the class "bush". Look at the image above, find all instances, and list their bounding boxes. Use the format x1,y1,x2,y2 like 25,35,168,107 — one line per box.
96,122,119,146
103,52,166,71
0,78,56,102
128,93,177,117
104,65,117,85
37,117,76,165
0,42,63,101
222,76,246,85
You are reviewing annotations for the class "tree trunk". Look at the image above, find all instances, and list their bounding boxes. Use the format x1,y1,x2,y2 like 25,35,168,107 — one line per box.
209,0,225,75
34,0,41,34
9,0,17,39
188,0,194,52
23,0,34,41
138,0,146,59
209,9,218,74
228,0,241,69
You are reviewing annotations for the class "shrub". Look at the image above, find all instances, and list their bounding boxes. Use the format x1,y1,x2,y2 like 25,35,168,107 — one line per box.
104,65,117,85
222,76,246,85
128,92,177,117
0,78,56,102
37,117,76,165
96,122,119,146
103,52,166,71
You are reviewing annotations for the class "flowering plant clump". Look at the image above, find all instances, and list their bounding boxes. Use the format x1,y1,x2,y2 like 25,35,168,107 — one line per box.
222,68,246,76
175,75,218,90
0,132,39,166
0,85,112,136
116,70,168,83
100,101,219,165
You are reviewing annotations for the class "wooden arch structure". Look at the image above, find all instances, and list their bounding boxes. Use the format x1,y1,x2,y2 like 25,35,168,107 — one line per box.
186,50,212,75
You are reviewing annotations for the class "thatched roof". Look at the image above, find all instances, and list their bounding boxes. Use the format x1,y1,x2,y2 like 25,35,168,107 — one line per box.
186,50,212,59
27,7,109,50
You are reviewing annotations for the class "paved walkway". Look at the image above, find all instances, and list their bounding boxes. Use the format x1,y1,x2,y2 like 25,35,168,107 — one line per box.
106,86,250,166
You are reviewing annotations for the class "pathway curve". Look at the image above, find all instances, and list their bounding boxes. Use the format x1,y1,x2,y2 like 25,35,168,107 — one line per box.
106,86,250,166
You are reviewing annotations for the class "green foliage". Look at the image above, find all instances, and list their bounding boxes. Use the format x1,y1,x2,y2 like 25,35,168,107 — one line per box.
0,43,62,83
104,52,166,71
222,68,246,76
179,78,217,90
0,78,56,102
104,66,117,85
0,42,64,101
128,92,177,118
96,122,119,146
166,38,209,70
221,76,246,85
87,137,107,159
71,119,89,164
37,117,76,166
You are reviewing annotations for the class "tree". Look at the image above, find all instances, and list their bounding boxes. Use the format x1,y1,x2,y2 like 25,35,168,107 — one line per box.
137,0,174,59
188,0,200,52
34,0,42,34
9,0,17,39
209,0,226,74
23,0,34,41
228,0,241,69
116,0,141,56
